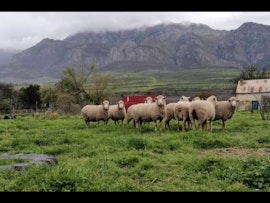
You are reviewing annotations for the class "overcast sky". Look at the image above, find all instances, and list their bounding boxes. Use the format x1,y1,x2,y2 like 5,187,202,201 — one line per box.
1,12,270,50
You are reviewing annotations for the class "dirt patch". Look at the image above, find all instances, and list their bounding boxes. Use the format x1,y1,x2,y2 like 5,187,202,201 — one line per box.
200,147,270,157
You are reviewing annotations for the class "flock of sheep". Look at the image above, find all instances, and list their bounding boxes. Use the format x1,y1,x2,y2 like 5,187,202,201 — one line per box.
81,95,239,131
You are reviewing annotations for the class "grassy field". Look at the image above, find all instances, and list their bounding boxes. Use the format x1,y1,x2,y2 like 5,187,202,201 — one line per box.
107,68,240,96
1,111,270,191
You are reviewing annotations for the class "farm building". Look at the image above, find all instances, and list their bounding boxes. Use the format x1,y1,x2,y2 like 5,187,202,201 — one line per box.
235,78,270,111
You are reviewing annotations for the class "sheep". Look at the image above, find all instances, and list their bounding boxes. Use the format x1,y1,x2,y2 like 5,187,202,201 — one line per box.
214,97,239,129
125,97,155,128
144,96,154,103
189,95,217,131
125,104,136,127
164,96,190,128
81,100,110,127
174,101,191,131
131,95,167,131
108,100,126,125
192,97,201,101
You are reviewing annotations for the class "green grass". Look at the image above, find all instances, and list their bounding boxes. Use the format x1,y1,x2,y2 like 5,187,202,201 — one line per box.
0,111,270,191
107,68,239,96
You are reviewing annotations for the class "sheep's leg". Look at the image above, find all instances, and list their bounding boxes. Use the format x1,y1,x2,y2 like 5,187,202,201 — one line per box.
135,121,139,128
158,119,163,131
201,120,206,131
154,121,158,131
135,119,141,128
165,118,170,128
189,115,196,130
139,120,143,128
182,120,186,132
187,120,191,129
164,120,168,128
222,119,225,130
209,120,212,131
177,120,180,131
85,119,90,127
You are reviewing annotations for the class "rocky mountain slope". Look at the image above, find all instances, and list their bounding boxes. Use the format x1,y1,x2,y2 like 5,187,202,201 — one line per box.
1,22,270,83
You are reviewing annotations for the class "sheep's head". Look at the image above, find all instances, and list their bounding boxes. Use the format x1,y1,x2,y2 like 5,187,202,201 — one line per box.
102,100,110,111
118,100,125,110
179,96,190,102
155,95,166,107
228,97,239,110
192,97,200,101
207,95,218,106
144,97,153,103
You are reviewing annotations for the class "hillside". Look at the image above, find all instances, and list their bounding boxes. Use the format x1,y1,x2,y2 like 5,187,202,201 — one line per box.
0,22,270,83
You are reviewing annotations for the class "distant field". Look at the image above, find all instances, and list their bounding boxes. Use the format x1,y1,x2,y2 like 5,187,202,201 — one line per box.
107,67,240,97
18,67,240,99
1,111,270,191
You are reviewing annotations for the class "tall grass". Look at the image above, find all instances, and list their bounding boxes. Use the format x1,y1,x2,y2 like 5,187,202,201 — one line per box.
0,111,270,191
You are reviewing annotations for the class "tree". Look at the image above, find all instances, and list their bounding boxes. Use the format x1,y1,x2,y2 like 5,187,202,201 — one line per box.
0,83,14,114
40,87,58,110
88,73,112,104
19,84,41,109
56,64,112,106
56,64,93,105
55,93,81,115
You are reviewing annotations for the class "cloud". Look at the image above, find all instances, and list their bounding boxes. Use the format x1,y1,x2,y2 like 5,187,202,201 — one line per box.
0,12,270,50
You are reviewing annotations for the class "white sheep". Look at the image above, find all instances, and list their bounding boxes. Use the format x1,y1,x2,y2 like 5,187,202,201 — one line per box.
81,100,110,127
189,95,217,131
164,96,190,128
108,100,126,125
214,97,239,129
131,95,167,131
126,104,138,127
174,101,191,131
192,97,201,101
144,96,154,103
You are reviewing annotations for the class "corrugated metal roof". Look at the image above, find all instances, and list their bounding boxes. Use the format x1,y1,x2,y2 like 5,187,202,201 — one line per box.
236,78,270,94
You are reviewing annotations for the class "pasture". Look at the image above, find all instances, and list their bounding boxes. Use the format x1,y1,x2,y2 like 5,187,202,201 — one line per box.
104,67,239,96
0,111,270,191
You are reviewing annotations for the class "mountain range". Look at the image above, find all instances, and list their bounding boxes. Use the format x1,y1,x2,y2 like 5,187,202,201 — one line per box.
1,22,270,84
